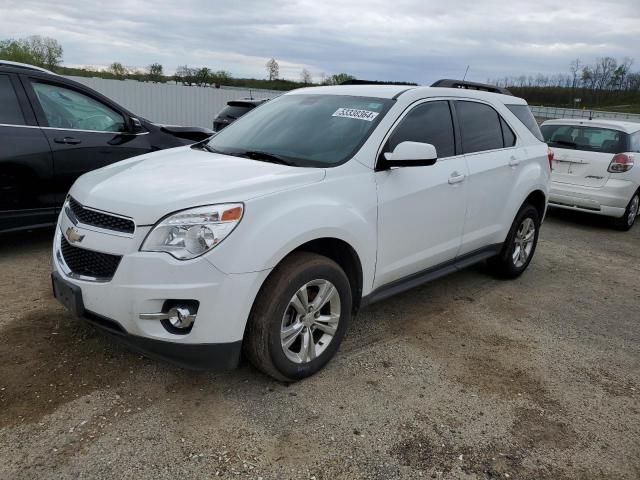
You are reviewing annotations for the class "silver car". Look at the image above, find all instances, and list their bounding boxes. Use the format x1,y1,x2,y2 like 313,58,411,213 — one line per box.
542,118,640,230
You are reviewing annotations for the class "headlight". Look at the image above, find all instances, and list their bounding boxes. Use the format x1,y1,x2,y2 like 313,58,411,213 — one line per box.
141,204,243,260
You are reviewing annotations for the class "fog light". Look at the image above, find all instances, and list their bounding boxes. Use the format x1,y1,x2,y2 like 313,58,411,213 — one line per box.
139,301,199,335
166,306,195,329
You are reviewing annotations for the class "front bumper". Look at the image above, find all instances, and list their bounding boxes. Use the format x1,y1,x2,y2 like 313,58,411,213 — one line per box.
52,214,271,369
548,178,637,218
52,270,242,369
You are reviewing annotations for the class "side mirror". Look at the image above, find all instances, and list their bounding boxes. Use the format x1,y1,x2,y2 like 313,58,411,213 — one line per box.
383,141,438,167
130,117,145,133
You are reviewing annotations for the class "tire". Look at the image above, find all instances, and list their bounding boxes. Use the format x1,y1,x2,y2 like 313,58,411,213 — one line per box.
612,192,639,231
243,252,352,382
487,204,541,279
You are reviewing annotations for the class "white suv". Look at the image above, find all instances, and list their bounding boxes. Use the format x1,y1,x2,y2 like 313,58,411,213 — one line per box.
52,82,550,381
541,119,640,230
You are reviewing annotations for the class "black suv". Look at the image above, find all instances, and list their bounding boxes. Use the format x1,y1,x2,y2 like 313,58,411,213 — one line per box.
0,61,213,233
212,98,269,132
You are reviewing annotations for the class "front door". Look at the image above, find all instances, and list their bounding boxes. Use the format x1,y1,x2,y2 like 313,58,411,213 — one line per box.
24,79,151,203
374,100,468,289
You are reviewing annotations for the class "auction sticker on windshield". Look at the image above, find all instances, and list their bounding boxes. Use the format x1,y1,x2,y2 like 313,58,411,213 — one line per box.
332,108,380,121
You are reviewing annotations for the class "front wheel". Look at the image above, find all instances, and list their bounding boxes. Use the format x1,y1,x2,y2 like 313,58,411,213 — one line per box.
488,204,541,279
244,252,352,382
612,192,639,231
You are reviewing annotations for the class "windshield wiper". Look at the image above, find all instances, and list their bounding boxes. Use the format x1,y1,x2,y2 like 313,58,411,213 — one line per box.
192,142,220,153
237,150,293,166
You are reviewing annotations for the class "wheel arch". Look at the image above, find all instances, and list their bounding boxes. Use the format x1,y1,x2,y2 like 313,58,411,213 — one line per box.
523,189,547,220
252,237,365,318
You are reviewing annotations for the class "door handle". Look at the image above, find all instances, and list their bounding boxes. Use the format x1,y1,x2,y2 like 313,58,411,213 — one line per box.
509,157,521,167
53,137,82,145
448,172,466,184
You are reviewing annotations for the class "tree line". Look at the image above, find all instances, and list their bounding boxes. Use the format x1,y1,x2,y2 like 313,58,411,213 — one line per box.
0,36,363,91
489,57,640,111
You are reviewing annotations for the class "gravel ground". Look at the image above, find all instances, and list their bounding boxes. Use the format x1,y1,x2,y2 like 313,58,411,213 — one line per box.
0,209,639,480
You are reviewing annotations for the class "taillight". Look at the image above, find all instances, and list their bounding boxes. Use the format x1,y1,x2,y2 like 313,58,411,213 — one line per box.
608,153,634,173
547,148,554,170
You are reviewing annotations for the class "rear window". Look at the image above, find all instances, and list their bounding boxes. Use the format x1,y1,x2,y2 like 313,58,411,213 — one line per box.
216,105,253,120
0,75,25,125
541,124,630,154
506,104,543,142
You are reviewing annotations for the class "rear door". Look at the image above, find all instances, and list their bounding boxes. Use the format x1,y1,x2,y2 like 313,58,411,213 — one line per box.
21,77,152,203
0,73,55,231
455,100,521,254
541,124,627,188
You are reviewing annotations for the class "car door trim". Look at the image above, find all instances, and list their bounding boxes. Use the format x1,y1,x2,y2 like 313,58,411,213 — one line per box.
0,123,149,135
361,243,502,307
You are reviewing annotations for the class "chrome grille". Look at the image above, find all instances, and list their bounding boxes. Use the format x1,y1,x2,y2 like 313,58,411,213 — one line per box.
68,197,135,234
60,236,122,280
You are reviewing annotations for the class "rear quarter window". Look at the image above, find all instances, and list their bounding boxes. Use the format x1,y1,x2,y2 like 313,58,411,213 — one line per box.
506,104,543,142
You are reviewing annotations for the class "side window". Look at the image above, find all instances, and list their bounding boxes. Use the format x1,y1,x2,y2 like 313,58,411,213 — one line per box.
631,132,640,153
500,117,516,147
31,82,125,132
0,75,26,125
457,101,504,154
387,101,455,158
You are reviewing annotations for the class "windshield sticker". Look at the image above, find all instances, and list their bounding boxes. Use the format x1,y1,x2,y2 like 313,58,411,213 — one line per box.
332,108,380,122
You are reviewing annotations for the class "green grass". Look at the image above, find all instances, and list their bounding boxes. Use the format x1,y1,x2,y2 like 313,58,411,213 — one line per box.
591,104,640,114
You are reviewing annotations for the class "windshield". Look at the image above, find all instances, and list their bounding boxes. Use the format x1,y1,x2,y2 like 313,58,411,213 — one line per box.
541,124,630,154
207,94,393,167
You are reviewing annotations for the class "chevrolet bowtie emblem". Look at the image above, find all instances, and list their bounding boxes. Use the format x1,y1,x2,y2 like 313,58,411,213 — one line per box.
66,227,85,244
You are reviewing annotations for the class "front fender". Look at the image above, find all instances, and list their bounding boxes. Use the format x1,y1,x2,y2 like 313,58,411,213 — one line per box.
204,168,378,294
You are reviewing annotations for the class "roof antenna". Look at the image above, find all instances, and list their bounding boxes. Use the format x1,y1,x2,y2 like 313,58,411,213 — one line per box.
249,89,253,100
462,65,470,81
589,110,593,120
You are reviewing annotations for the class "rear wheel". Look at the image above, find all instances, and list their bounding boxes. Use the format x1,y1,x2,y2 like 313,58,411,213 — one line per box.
244,252,352,382
612,192,639,231
488,204,540,279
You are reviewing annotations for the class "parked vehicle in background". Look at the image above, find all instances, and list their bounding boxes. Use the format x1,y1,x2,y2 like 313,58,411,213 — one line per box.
541,119,640,230
212,98,268,132
52,81,549,381
0,61,213,233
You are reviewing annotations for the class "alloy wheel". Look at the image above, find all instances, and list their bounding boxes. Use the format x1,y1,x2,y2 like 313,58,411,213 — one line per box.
628,195,639,227
280,279,341,364
512,217,536,268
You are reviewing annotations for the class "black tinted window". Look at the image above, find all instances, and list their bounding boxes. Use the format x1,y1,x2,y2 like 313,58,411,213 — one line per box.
631,132,640,153
457,101,503,153
506,104,543,141
501,117,516,147
387,101,455,157
0,75,25,125
217,105,253,119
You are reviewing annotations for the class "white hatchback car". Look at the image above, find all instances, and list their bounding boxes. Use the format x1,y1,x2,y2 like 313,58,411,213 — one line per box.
541,119,640,230
52,82,550,381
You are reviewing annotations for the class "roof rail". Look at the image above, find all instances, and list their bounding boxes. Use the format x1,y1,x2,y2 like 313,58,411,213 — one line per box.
0,60,56,75
341,79,418,86
430,79,512,96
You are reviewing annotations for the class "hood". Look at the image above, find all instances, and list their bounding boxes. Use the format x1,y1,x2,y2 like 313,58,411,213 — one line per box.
71,146,326,225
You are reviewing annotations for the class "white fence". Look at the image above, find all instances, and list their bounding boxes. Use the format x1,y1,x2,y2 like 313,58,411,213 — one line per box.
65,76,282,129
64,76,640,127
530,105,640,123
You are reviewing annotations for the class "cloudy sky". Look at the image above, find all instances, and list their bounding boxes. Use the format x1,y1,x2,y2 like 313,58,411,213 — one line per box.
1,0,639,84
